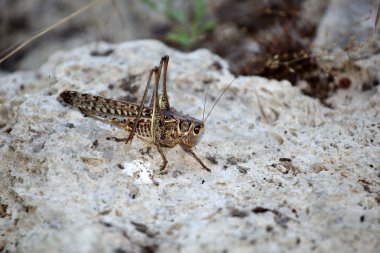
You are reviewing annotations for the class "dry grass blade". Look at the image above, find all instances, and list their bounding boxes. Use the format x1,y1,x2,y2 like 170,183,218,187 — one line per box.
0,0,106,65
375,2,380,29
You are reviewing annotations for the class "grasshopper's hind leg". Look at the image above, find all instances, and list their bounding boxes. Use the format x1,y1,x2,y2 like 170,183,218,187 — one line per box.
149,55,171,111
77,109,132,142
106,67,158,143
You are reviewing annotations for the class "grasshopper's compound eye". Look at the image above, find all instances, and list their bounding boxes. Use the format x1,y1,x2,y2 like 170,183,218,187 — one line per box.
193,125,201,134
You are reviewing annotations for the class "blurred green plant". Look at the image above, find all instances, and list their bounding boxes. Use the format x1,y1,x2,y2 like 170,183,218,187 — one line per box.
142,0,215,48
142,0,157,10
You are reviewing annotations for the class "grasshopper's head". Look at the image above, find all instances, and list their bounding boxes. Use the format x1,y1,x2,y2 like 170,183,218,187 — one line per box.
177,118,204,148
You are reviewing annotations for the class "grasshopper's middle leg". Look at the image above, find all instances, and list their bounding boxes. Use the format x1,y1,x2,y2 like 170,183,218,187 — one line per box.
155,144,169,174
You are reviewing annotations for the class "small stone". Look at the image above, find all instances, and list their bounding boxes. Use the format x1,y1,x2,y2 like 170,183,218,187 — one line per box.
310,163,328,173
0,238,5,251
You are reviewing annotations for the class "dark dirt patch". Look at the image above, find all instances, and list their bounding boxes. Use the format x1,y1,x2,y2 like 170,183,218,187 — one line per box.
206,155,218,165
0,204,8,218
118,75,139,94
65,123,75,128
237,165,249,174
91,139,99,149
139,146,153,159
141,244,159,253
230,208,248,218
118,94,138,103
252,206,294,228
90,48,114,57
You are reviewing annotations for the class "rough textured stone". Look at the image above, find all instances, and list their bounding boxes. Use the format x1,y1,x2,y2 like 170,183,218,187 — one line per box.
314,0,380,47
0,40,379,253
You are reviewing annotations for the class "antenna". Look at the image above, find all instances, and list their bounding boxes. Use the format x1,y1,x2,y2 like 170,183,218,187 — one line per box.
202,84,209,122
204,77,237,123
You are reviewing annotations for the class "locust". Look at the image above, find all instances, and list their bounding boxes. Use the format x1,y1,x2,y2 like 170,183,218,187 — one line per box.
58,55,233,174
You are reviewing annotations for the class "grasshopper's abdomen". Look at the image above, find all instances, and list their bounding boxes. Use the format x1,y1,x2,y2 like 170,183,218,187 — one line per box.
58,90,149,117
58,90,154,140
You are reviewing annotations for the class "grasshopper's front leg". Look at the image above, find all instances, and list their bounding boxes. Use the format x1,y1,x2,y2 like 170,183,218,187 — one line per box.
184,147,211,172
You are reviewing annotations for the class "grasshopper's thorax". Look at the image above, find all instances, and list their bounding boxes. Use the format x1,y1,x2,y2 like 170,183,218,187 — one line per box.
162,110,204,148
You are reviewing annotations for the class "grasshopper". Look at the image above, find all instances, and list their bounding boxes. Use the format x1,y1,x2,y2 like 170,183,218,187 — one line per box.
58,55,229,173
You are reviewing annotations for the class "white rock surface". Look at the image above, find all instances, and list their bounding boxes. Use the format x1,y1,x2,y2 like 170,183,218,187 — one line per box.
314,0,380,47
0,40,379,253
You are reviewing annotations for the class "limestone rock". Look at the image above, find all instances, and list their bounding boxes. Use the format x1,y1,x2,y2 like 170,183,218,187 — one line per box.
1,40,379,253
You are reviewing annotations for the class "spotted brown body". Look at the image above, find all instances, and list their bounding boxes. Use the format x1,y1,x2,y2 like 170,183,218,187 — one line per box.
58,56,209,173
